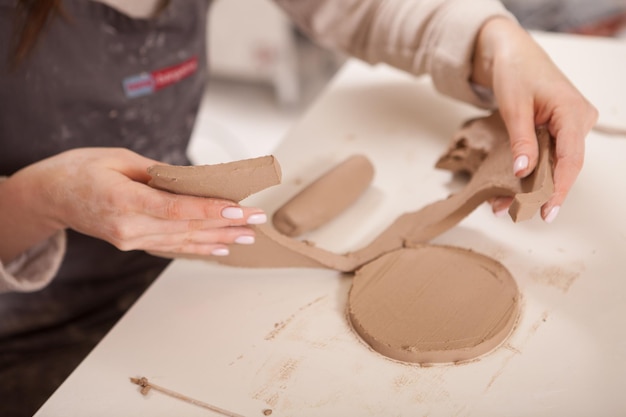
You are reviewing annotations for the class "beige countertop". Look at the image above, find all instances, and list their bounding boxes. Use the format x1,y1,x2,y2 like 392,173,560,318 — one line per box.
36,32,626,417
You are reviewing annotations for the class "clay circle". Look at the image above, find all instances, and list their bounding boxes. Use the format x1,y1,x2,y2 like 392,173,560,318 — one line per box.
348,245,520,364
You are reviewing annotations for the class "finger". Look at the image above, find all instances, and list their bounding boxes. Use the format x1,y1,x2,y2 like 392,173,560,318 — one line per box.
541,124,586,221
154,243,231,257
142,228,256,256
488,196,514,217
104,148,161,183
103,213,258,243
159,227,257,246
128,183,266,224
497,93,539,178
109,222,257,252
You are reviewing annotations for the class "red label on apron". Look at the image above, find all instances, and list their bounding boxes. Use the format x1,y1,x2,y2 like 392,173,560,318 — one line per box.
123,56,198,98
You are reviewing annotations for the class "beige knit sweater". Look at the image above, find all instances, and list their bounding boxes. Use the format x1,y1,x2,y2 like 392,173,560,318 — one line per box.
0,0,514,293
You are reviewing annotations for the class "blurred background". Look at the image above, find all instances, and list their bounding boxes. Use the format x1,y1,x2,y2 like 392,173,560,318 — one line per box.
188,0,626,165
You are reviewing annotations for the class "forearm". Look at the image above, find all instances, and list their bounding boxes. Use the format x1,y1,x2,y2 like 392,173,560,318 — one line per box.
0,172,64,264
274,0,516,107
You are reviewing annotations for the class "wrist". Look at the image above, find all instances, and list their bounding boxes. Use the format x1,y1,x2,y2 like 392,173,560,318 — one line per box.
0,168,65,263
471,17,520,90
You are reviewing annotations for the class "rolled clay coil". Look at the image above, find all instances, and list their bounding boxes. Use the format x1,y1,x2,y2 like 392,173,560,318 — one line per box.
348,245,520,365
272,154,375,237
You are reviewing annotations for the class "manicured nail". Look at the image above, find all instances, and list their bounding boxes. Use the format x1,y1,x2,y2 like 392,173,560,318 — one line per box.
247,213,267,225
211,247,230,256
544,206,560,223
222,207,244,219
513,155,529,175
235,235,255,245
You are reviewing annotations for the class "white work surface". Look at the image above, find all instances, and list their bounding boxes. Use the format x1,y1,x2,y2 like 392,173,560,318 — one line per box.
36,32,626,417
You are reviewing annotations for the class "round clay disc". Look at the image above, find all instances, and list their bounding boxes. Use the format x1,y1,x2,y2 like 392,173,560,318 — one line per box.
348,245,520,364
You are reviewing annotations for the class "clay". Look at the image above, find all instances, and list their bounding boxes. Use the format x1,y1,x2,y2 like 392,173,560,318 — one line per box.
212,223,352,270
209,113,555,271
436,112,554,222
272,154,374,237
348,245,520,364
508,126,554,221
148,112,554,272
147,155,282,202
145,113,536,365
435,111,505,175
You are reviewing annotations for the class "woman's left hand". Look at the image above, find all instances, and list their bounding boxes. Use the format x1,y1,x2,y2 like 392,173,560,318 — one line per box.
472,17,598,222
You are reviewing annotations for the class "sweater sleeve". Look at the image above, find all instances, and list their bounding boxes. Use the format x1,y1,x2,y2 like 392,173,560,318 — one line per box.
0,176,67,293
0,231,66,293
273,0,516,108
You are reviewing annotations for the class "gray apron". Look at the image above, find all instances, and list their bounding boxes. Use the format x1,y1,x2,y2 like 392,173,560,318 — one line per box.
0,1,210,415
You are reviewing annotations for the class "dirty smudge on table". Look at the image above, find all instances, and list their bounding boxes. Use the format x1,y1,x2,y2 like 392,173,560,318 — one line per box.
529,262,584,293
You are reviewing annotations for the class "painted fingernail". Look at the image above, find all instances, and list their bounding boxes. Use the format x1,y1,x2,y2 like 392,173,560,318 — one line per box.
211,247,230,256
513,155,529,175
544,206,560,223
235,235,255,245
247,213,267,225
222,207,244,219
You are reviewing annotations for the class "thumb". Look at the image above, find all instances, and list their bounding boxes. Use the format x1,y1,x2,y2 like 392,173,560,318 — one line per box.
104,148,162,184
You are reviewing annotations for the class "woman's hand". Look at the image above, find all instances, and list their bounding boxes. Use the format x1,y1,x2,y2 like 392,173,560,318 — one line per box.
0,148,266,263
472,17,598,222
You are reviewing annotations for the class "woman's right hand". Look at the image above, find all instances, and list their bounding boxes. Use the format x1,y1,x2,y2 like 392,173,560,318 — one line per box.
0,148,266,263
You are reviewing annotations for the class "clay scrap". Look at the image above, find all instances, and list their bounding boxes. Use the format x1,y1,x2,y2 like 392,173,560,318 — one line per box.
435,111,505,176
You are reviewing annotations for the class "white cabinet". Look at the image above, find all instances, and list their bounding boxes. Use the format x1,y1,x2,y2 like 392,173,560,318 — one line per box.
208,0,300,105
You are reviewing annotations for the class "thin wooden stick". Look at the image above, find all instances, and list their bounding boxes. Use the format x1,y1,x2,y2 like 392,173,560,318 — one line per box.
130,376,247,417
593,123,626,136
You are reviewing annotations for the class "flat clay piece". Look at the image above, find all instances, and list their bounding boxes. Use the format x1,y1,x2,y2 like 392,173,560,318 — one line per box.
147,155,282,202
348,245,520,364
272,154,374,237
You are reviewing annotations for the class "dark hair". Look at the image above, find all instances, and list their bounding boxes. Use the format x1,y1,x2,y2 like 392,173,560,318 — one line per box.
12,0,63,67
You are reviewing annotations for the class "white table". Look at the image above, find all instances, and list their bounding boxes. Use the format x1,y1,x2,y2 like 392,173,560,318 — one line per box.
36,32,626,417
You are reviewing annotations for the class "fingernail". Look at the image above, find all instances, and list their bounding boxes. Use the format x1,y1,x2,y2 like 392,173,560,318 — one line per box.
222,207,244,219
235,235,255,245
211,247,230,256
247,213,267,225
494,208,508,218
513,155,529,175
544,206,560,223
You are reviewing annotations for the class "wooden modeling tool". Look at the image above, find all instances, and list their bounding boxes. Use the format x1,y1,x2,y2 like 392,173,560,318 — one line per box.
130,377,251,416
